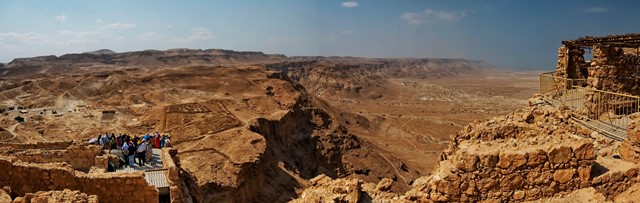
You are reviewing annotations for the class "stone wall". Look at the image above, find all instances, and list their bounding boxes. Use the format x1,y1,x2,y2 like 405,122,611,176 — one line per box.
422,138,595,202
162,148,191,203
0,141,73,150
557,44,640,95
587,44,640,94
556,46,569,78
1,144,102,172
12,189,98,203
0,156,159,202
621,113,640,163
590,161,639,199
555,45,588,80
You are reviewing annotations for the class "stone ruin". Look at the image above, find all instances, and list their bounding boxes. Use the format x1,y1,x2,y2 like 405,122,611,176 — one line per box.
0,141,160,202
10,189,98,203
556,34,640,93
621,113,640,164
555,34,640,118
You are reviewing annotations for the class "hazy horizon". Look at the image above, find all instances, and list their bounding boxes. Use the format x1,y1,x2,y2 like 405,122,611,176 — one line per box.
1,0,640,70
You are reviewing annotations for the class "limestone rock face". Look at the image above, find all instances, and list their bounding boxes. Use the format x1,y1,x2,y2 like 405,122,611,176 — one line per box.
290,175,362,203
376,178,393,192
0,189,10,203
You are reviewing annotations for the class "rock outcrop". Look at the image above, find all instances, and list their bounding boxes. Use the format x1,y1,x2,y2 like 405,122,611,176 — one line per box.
0,49,288,77
291,95,640,202
12,189,98,203
267,58,485,99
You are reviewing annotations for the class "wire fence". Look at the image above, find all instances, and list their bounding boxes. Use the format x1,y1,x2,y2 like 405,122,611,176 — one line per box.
540,72,640,135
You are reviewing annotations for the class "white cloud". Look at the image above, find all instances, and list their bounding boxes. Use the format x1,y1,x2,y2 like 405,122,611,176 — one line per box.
96,19,103,23
401,12,428,25
55,14,67,22
103,23,137,29
426,9,467,22
433,10,467,22
0,32,54,44
0,30,117,60
424,9,434,15
581,7,607,13
138,32,166,41
341,1,358,8
0,30,113,48
165,25,174,29
186,27,213,41
1,44,23,53
58,30,109,39
402,9,467,25
172,27,214,43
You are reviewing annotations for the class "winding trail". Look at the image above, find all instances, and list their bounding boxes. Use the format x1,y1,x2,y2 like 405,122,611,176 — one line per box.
363,143,409,185
0,123,20,142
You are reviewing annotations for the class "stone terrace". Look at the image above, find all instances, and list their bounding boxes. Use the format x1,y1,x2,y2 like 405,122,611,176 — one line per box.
427,135,596,202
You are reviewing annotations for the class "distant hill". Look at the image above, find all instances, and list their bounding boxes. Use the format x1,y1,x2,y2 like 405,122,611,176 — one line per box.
0,48,489,80
83,49,117,55
0,49,288,77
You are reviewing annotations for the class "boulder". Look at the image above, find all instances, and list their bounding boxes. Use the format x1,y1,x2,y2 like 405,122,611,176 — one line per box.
376,178,393,192
548,146,572,164
500,174,525,190
527,150,547,167
553,169,575,184
497,153,527,169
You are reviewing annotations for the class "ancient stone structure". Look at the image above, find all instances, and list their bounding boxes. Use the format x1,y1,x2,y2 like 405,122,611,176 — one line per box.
12,189,98,203
558,34,640,91
161,148,191,203
0,142,160,202
419,137,596,202
621,113,640,163
557,35,640,91
0,141,73,150
0,155,158,202
0,144,103,172
553,34,640,129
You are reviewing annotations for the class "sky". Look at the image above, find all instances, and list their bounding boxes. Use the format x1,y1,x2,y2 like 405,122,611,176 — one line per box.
1,0,640,70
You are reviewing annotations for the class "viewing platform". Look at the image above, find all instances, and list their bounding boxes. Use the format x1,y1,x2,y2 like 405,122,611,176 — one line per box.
113,148,170,195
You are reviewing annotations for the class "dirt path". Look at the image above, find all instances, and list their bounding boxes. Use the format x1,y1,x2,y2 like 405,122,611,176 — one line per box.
0,123,19,142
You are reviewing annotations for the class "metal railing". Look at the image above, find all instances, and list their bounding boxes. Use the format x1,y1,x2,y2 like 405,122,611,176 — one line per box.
539,72,587,108
578,88,640,130
540,72,640,137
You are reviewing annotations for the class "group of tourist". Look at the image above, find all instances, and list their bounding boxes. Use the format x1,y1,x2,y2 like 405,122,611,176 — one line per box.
94,131,172,168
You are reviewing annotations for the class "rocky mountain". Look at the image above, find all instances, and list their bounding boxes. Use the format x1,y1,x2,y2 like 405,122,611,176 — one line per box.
82,49,117,55
0,49,289,78
267,57,486,99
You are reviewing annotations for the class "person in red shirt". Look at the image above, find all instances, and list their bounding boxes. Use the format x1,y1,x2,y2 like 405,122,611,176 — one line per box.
154,133,161,148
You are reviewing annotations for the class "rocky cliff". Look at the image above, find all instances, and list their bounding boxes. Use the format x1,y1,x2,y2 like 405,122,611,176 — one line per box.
0,49,288,77
292,95,640,202
266,58,486,99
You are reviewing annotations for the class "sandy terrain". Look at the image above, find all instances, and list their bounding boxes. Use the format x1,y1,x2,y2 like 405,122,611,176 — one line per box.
320,69,540,177
0,49,547,202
